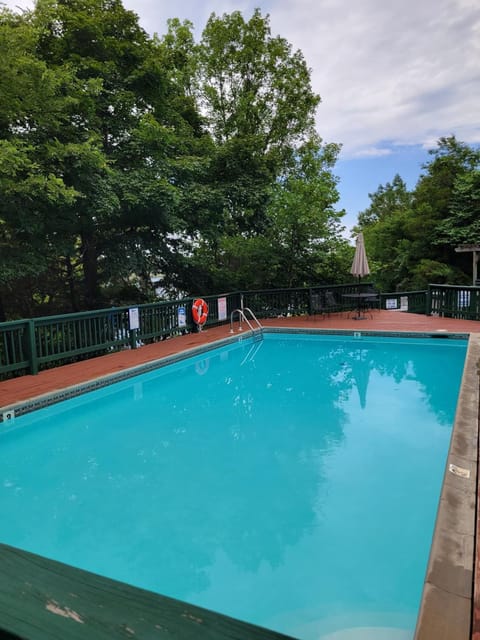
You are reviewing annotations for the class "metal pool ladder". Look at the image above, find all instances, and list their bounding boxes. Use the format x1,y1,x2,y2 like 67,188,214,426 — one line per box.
229,307,263,335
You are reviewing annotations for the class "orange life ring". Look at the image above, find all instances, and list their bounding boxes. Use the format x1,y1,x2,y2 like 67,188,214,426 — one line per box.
192,298,209,325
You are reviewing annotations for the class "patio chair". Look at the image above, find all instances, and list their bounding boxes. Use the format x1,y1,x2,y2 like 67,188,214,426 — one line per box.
364,287,380,313
325,290,342,314
310,293,326,320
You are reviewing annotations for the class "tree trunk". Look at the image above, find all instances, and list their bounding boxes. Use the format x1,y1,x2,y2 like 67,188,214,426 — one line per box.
81,233,99,309
0,294,7,322
65,255,79,312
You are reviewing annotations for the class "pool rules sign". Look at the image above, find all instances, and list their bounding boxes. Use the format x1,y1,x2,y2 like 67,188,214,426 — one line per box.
178,306,186,328
218,297,227,321
128,307,140,330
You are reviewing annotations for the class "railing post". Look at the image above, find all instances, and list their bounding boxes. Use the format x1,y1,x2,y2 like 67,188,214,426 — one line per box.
426,287,432,316
27,319,39,375
128,307,139,349
129,329,137,349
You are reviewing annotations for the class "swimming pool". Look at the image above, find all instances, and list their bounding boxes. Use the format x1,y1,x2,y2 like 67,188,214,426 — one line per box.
0,332,469,639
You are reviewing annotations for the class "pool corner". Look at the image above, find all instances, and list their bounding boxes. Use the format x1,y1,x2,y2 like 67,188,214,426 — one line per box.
415,333,480,640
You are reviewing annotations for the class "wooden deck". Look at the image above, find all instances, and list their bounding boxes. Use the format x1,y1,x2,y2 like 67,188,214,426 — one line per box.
1,310,480,640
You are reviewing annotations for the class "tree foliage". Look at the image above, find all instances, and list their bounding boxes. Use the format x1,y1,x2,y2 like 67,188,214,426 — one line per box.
0,0,214,317
0,4,348,320
17,3,480,320
154,10,345,296
357,137,480,291
0,6,81,318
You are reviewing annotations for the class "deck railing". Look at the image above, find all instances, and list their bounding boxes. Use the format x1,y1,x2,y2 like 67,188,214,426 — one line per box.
1,283,479,380
429,283,480,320
379,290,428,314
0,293,239,379
379,284,480,319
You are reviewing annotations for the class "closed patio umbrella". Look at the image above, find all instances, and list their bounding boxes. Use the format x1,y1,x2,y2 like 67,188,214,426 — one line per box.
350,232,370,280
350,232,370,319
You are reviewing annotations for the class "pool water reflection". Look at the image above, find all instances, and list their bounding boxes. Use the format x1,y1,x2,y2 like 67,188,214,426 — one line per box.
0,334,467,639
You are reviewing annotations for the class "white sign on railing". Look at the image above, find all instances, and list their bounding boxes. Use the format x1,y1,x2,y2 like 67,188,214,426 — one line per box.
178,306,186,327
218,297,227,321
386,297,408,311
128,307,140,330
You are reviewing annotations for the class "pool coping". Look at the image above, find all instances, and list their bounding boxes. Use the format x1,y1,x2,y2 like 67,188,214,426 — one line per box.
414,332,480,640
0,331,261,419
1,327,469,419
1,327,478,640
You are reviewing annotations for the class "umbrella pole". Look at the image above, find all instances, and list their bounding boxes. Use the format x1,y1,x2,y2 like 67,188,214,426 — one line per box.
356,276,361,319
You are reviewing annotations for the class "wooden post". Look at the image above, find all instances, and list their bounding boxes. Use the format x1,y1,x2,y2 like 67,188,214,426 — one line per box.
455,245,480,285
27,319,38,375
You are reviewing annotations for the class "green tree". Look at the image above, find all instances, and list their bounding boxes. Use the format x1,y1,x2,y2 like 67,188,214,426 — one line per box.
356,175,413,291
0,7,82,319
404,137,480,288
30,0,163,307
29,0,207,309
435,170,480,245
357,174,412,228
198,9,320,235
356,139,480,291
160,10,344,293
266,139,347,287
1,4,347,316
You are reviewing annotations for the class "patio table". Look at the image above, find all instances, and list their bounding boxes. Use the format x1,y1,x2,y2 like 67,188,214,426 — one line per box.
342,292,379,320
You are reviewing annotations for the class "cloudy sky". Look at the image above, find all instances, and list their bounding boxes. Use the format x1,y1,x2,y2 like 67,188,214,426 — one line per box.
3,0,480,232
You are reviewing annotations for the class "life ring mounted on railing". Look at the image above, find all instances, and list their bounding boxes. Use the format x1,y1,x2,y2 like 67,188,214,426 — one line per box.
192,298,209,329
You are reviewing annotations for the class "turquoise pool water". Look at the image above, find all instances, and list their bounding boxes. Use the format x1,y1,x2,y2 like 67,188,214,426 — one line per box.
0,333,468,639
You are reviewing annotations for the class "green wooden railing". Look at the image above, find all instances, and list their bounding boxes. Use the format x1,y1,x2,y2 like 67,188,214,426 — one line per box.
429,283,480,320
379,290,428,314
0,293,240,380
1,283,479,381
243,283,363,317
380,284,480,318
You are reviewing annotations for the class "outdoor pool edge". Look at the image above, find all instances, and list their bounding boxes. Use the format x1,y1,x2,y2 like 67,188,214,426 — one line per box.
0,327,470,419
414,331,480,640
1,327,478,640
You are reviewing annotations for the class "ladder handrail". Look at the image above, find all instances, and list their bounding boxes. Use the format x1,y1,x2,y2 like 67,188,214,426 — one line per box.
242,307,263,329
229,307,263,334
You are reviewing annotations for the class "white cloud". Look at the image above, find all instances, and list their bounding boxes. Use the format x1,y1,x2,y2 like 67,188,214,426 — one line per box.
268,0,480,156
350,147,394,159
3,0,479,159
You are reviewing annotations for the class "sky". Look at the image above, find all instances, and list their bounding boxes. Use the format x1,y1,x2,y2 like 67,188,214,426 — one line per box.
3,0,480,235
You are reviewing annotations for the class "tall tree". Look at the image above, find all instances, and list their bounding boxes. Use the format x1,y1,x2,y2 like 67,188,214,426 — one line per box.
406,136,480,287
355,175,413,291
0,6,82,319
1,4,347,316
29,0,207,308
436,170,480,245
159,10,344,293
266,139,348,288
356,138,480,291
197,9,320,235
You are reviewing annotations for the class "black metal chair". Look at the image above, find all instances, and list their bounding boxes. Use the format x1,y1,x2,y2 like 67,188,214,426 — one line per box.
364,287,380,313
325,290,339,314
310,293,326,319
